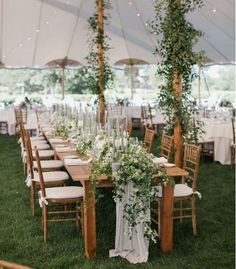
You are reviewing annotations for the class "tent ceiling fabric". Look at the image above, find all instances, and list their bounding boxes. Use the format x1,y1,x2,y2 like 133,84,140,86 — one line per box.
0,0,234,67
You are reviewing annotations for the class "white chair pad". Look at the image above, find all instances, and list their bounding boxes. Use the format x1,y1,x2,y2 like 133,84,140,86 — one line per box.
32,150,54,158
30,136,45,141
39,186,83,200
174,184,193,197
33,171,69,182
152,184,193,198
33,144,50,150
31,140,48,145
33,160,63,169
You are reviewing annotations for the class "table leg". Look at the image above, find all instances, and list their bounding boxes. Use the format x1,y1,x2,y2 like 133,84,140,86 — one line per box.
160,181,173,252
83,181,96,258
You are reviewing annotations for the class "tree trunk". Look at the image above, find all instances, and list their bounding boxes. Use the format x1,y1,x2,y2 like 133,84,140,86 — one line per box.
173,70,182,167
97,0,105,124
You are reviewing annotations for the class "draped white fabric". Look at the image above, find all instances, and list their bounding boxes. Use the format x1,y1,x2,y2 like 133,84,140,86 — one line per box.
109,181,149,264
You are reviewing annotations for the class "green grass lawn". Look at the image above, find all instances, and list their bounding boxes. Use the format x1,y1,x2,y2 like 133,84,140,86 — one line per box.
0,134,234,269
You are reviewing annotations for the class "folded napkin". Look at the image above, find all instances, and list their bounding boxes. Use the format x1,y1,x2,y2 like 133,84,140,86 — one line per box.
162,163,175,168
63,155,78,159
64,158,92,166
55,144,68,148
56,147,75,153
152,157,168,164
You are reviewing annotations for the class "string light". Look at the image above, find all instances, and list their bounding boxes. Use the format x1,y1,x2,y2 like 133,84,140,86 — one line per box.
137,13,140,17
213,8,216,13
46,20,49,24
128,2,132,6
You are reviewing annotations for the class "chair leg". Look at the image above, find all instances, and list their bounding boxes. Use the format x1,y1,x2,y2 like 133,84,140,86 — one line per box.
191,197,197,236
81,203,84,237
76,203,80,229
31,182,36,216
158,200,161,239
43,205,48,242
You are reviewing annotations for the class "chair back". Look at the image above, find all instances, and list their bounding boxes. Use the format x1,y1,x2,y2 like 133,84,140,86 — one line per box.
144,128,155,153
231,117,235,144
34,147,46,198
160,132,173,161
24,130,35,179
183,144,201,191
127,121,133,136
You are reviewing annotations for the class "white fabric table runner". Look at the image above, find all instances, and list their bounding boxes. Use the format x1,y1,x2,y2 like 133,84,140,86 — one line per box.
109,181,149,264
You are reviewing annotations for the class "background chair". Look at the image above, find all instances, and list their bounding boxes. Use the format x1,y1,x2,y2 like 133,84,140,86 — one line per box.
160,132,174,161
231,117,235,167
35,147,83,242
127,121,133,137
144,128,155,153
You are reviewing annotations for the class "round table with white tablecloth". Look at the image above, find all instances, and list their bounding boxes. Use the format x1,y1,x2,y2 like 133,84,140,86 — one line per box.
0,108,38,135
201,118,233,165
0,108,16,135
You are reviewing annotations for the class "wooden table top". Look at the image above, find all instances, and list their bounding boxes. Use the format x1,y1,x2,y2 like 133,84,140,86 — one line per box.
46,134,188,182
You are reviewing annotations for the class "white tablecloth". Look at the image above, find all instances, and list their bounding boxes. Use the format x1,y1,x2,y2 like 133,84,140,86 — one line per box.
122,106,141,121
201,119,233,165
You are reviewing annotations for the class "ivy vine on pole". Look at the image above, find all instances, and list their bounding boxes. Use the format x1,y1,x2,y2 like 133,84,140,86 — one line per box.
149,0,205,166
84,0,114,123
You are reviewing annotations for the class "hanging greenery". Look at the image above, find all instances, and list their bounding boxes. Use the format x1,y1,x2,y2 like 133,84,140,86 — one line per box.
84,0,114,97
149,0,205,143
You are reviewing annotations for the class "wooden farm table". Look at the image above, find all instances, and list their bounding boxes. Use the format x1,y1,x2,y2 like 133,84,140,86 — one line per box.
47,136,188,258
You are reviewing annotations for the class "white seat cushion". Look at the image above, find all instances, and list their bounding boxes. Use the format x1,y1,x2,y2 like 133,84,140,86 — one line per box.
30,136,45,141
33,144,50,150
174,184,193,197
152,184,193,198
32,150,54,158
39,186,83,200
33,160,63,169
33,171,69,183
31,140,48,145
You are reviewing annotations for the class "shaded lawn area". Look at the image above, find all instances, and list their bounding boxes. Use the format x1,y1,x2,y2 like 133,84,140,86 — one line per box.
0,134,234,269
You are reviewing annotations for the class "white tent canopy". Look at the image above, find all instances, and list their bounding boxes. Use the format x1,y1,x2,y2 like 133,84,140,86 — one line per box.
0,0,234,67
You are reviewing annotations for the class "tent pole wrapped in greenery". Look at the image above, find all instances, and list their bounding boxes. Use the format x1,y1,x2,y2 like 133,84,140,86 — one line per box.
149,0,205,166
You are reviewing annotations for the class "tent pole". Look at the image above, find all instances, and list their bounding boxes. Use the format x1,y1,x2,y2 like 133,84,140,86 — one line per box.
173,69,182,167
61,67,65,100
98,0,105,124
198,65,201,106
130,65,134,100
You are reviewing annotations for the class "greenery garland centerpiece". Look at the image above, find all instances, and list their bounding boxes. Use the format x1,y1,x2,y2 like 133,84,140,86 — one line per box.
149,0,205,143
89,138,169,242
